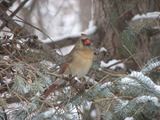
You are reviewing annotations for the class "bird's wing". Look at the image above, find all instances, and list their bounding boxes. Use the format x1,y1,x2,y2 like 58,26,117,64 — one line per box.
44,53,75,98
58,53,74,74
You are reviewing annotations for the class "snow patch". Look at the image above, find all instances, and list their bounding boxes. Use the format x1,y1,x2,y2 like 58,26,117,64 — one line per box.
121,77,133,83
155,85,160,93
43,34,80,43
99,47,107,52
16,44,21,49
23,87,30,94
130,71,160,95
1,92,12,98
18,38,28,43
137,96,160,107
132,12,160,21
3,56,10,60
35,92,41,97
124,117,134,120
83,21,97,35
98,68,102,71
43,110,54,118
120,77,141,90
84,76,97,84
56,45,74,55
141,61,160,74
3,77,12,83
100,59,124,69
114,98,129,113
43,20,97,43
90,110,96,118
89,20,95,28
40,60,56,69
100,61,108,68
100,82,112,89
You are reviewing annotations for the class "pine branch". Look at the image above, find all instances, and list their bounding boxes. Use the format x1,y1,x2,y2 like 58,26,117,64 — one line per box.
10,0,29,17
130,71,160,96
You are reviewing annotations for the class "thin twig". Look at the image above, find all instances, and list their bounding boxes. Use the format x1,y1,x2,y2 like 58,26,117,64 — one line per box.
0,0,29,29
2,107,8,120
100,69,125,77
88,74,109,91
10,0,29,17
122,44,141,68
0,8,34,38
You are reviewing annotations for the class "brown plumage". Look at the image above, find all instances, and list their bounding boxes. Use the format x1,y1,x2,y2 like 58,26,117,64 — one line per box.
44,34,93,97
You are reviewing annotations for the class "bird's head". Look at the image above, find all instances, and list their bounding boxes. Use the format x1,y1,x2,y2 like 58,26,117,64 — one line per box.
76,34,92,48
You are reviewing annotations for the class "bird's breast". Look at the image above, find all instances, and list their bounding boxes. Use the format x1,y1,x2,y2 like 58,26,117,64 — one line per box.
65,48,93,78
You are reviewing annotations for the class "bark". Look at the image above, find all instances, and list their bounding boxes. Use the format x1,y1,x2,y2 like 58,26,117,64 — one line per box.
79,0,92,31
0,7,33,38
92,0,160,71
0,0,16,11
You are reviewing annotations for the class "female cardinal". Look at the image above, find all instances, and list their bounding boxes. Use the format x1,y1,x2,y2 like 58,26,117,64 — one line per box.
44,34,93,97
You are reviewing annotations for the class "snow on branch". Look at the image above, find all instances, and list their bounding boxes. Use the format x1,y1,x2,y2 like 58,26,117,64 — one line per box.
130,71,160,96
44,20,96,43
132,12,160,21
141,61,160,74
124,117,134,120
136,95,160,107
43,20,97,48
100,59,125,70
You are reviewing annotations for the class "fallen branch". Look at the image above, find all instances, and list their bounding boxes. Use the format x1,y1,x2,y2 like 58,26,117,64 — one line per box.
0,8,30,37
0,0,29,30
0,0,16,11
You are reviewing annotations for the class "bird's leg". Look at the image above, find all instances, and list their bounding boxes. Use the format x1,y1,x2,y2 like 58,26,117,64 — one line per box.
68,74,73,80
79,77,84,82
70,77,85,93
59,74,75,87
62,75,85,94
68,74,77,85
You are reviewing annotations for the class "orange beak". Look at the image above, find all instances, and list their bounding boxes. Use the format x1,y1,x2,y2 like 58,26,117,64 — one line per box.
84,39,91,45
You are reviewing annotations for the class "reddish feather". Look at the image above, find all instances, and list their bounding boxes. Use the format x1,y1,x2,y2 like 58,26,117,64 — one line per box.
44,84,57,97
44,63,70,97
58,55,73,74
58,63,68,74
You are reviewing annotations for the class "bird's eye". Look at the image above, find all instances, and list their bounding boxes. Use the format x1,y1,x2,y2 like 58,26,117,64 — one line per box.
82,39,85,42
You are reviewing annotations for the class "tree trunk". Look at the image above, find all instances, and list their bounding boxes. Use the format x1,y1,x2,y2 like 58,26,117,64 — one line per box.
85,0,160,71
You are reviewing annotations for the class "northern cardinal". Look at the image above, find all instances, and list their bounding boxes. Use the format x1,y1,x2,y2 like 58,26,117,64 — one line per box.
44,34,93,97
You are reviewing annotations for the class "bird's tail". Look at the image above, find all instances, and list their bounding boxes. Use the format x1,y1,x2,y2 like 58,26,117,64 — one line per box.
43,78,66,98
44,84,57,98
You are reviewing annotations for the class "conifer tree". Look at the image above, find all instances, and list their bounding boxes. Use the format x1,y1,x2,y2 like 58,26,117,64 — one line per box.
0,0,160,120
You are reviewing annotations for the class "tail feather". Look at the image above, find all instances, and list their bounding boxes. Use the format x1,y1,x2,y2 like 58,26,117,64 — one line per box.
44,78,68,98
44,84,57,98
